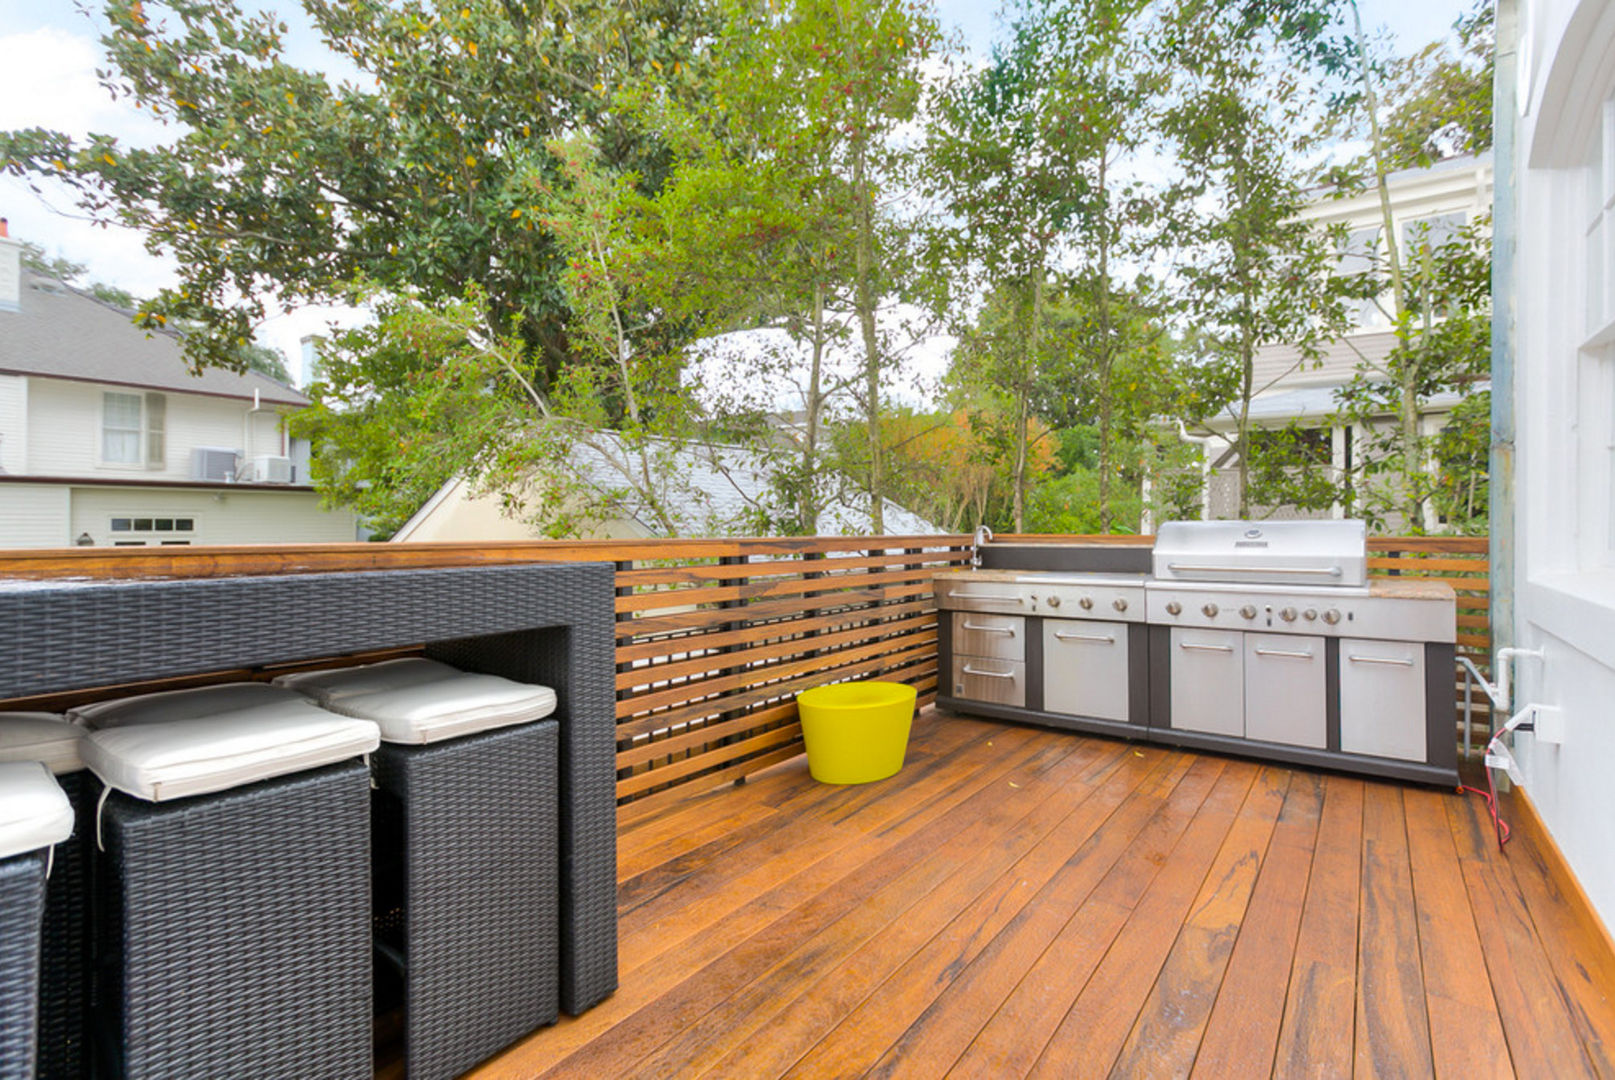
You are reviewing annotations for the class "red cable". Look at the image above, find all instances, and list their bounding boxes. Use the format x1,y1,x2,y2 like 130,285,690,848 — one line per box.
1460,722,1513,852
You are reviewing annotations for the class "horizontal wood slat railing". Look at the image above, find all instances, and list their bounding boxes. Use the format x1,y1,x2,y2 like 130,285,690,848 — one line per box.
0,531,1488,816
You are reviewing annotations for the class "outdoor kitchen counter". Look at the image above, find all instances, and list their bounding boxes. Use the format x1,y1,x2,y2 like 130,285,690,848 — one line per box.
1369,578,1456,601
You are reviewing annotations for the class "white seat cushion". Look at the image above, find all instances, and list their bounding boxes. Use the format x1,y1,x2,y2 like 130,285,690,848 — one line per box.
0,712,85,775
74,684,380,802
275,658,558,745
0,761,74,860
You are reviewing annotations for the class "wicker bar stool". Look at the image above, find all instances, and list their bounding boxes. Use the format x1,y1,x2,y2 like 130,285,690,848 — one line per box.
70,683,380,1080
0,761,75,1080
0,716,89,1080
277,659,560,1080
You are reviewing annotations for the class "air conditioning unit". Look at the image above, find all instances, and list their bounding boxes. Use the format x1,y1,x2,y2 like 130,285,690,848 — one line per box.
191,447,241,482
241,455,294,484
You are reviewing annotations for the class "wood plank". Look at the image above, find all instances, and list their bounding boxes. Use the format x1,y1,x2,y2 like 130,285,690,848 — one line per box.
635,739,1146,1080
1369,556,1489,573
1107,765,1292,1078
1367,538,1489,554
1190,770,1326,1079
618,584,933,638
614,565,941,615
616,551,961,587
614,599,934,663
944,755,1225,1080
1274,774,1365,1080
615,611,935,691
1024,763,1259,1078
1355,783,1434,1079
1404,787,1514,1080
721,750,1206,1080
513,734,1105,1079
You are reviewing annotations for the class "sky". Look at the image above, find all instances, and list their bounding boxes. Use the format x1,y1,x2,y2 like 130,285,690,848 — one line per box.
0,0,1477,389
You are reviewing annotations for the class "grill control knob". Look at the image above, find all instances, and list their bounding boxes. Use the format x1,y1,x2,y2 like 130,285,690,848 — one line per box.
1079,596,1094,610
1322,608,1342,625
1046,595,1061,609
1303,608,1318,621
1202,603,1219,618
1280,606,1298,622
1239,604,1258,619
1165,601,1183,616
1113,598,1129,612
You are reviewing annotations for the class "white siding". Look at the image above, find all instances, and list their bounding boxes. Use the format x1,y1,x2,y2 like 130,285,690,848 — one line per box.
1513,0,1615,929
22,376,300,482
1252,331,1399,393
0,484,70,548
69,486,357,547
0,375,24,473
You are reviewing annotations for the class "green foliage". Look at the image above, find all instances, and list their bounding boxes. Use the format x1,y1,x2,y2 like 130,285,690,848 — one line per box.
0,0,717,376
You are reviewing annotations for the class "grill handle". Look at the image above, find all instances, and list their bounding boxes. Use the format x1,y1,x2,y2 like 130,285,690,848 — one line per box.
962,621,1016,635
1178,642,1235,653
1253,647,1315,660
1165,562,1344,578
1347,654,1416,667
961,665,1017,680
1053,631,1115,644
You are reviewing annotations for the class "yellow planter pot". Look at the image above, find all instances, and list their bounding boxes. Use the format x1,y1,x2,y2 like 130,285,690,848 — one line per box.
796,681,917,784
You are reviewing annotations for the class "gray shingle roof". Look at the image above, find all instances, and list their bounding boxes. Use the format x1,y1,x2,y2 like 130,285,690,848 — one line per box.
0,270,307,406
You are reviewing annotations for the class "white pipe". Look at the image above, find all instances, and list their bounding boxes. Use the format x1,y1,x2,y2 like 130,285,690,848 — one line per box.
1456,646,1543,716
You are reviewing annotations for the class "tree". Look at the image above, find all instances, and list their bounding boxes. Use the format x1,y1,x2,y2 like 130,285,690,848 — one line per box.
0,0,716,378
1314,0,1494,529
1161,0,1355,518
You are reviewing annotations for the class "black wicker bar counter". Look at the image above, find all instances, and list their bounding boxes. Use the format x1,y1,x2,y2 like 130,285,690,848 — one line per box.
0,562,618,1017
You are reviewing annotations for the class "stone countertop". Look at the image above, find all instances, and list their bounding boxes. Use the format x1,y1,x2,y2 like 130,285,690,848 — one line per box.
934,568,1455,601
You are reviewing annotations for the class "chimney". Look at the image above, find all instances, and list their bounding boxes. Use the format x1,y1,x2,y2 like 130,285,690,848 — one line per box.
0,218,20,313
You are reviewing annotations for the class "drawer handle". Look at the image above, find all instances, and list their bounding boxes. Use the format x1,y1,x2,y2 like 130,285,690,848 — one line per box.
962,665,1017,680
1179,642,1235,653
1254,648,1314,660
962,622,1016,635
1054,631,1115,644
949,591,1025,603
1348,654,1415,667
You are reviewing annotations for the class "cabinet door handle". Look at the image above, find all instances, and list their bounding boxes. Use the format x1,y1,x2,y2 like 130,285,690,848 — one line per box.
1179,642,1235,653
962,622,1016,635
949,591,1024,603
1054,631,1115,644
1348,654,1415,667
962,665,1017,680
1254,648,1314,660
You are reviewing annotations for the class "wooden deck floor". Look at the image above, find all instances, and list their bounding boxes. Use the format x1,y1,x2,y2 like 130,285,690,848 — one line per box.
471,711,1615,1079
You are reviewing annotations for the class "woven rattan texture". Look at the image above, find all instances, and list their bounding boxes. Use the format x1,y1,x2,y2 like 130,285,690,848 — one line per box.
373,721,559,1079
0,562,619,1015
0,850,46,1080
96,762,372,1080
38,770,89,1079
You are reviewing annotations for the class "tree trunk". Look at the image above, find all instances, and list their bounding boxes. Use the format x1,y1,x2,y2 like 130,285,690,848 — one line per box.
801,277,827,535
1096,147,1115,533
1011,270,1045,533
852,134,884,534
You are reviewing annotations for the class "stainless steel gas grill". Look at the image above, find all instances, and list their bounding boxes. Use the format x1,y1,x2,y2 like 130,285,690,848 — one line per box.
935,522,1459,786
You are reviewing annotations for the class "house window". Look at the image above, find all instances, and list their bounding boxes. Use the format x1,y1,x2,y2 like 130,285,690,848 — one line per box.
101,391,167,468
1335,226,1385,329
107,516,195,546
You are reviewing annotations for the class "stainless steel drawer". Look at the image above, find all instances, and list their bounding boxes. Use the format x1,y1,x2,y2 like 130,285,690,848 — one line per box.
1169,628,1245,737
936,581,1030,614
952,612,1025,661
1043,619,1130,721
950,656,1026,708
1340,638,1426,761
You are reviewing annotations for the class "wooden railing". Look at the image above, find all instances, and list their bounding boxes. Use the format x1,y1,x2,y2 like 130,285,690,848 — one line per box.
0,531,1488,815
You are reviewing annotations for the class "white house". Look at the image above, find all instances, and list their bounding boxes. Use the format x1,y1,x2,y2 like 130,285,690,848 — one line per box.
393,432,940,542
0,223,358,548
1174,154,1494,526
1506,0,1615,931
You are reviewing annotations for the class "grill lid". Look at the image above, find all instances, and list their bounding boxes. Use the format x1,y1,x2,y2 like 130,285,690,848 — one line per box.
1152,520,1367,588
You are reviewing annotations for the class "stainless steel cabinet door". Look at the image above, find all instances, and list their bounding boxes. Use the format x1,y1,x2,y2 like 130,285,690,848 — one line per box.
1243,633,1326,748
1339,638,1426,761
1169,628,1245,737
1043,619,1130,722
950,656,1026,708
952,612,1025,661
